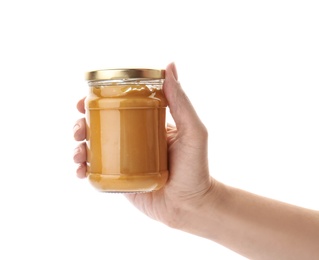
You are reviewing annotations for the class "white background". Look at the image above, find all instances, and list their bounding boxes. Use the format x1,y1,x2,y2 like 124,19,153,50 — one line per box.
0,0,318,259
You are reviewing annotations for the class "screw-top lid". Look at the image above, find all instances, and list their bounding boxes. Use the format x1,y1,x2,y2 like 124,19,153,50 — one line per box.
86,68,165,81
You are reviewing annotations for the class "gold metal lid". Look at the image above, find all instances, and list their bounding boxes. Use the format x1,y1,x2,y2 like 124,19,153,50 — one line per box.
86,68,165,81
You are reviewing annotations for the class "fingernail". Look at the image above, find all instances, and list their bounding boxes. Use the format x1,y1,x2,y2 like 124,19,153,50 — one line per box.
73,124,80,133
74,146,81,155
171,62,178,81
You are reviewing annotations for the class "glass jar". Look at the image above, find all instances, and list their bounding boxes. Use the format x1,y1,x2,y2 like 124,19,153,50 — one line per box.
85,68,168,192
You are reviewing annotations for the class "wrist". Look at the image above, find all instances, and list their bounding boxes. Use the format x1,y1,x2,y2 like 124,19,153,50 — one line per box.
172,178,227,237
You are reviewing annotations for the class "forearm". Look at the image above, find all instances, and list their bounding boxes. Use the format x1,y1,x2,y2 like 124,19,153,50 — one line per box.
180,180,319,259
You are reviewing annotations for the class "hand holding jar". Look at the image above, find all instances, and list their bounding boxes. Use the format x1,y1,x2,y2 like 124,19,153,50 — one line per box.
73,62,213,223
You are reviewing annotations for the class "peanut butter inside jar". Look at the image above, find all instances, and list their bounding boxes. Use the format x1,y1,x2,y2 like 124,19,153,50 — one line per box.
85,68,168,192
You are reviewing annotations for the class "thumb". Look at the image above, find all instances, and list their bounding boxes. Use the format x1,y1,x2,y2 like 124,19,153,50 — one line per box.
163,63,205,135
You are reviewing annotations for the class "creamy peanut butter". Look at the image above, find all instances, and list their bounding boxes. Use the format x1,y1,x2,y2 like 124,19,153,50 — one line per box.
85,69,168,192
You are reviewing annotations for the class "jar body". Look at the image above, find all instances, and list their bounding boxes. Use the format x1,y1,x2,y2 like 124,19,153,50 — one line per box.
85,79,168,192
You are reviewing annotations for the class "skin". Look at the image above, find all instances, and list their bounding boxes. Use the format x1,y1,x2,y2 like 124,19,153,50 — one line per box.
73,63,319,259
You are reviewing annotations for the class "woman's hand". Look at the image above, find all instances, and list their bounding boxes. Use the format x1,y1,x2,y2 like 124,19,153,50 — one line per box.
73,63,215,229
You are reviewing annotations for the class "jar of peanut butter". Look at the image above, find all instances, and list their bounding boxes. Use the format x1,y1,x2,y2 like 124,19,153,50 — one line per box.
85,68,168,192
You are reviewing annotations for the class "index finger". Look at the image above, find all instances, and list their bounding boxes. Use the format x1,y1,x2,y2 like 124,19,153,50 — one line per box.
77,97,86,114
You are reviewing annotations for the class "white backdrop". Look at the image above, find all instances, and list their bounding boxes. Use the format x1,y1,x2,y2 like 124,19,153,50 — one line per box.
0,1,318,259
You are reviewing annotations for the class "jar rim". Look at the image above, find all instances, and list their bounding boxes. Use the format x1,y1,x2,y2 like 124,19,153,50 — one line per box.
86,68,165,81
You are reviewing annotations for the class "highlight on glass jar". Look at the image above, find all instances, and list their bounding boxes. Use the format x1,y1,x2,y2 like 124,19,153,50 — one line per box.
85,68,169,193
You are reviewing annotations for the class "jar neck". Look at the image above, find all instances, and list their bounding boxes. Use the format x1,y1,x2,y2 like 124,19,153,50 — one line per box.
88,81,166,102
